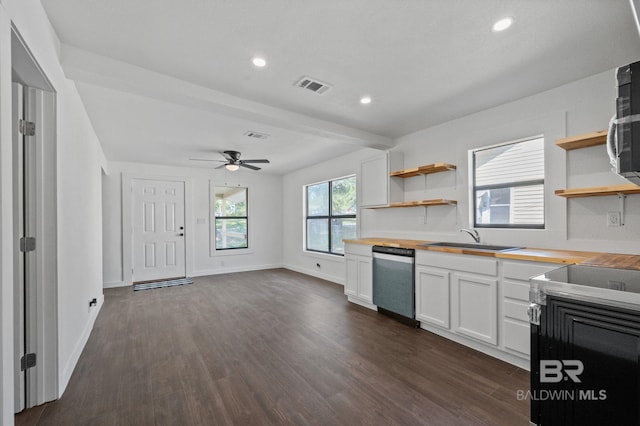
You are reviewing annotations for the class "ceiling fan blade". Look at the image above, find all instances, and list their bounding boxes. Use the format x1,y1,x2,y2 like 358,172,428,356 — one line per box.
214,163,227,169
240,159,270,164
189,158,224,162
221,151,234,161
239,163,261,171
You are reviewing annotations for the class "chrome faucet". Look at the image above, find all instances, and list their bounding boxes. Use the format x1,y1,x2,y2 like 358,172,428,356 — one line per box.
460,228,480,243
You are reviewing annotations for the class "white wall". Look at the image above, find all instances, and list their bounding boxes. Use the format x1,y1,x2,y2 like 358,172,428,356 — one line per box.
102,162,283,286
365,69,640,254
282,148,379,283
282,70,640,285
0,0,107,422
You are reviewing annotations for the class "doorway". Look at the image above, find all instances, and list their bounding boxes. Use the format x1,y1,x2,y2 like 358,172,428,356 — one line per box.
12,30,58,412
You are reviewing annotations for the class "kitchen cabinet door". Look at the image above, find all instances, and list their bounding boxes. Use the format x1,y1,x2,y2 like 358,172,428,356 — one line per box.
345,255,359,297
359,152,403,207
452,273,498,345
357,256,373,303
416,266,451,329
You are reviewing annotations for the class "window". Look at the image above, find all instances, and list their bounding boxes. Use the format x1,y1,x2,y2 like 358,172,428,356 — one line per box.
214,186,248,250
472,136,544,228
305,175,356,255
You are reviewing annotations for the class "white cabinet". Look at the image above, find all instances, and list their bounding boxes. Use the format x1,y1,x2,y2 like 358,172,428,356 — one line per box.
344,243,375,310
452,273,498,345
500,260,558,358
359,151,403,207
416,266,450,329
416,251,498,346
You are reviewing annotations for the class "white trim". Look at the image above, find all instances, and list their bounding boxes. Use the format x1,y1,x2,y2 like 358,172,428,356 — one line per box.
58,294,103,396
213,249,254,257
419,322,528,370
283,264,344,285
121,173,193,285
103,281,126,289
302,250,346,262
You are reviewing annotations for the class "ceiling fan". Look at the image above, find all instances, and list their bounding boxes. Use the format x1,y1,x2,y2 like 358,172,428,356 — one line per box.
189,150,270,171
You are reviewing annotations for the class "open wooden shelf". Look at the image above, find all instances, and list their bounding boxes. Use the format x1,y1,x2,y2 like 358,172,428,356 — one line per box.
366,199,457,209
555,130,607,151
389,163,456,178
555,184,640,198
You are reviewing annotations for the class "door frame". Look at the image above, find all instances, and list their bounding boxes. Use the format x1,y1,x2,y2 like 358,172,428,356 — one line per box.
122,173,193,285
11,28,58,411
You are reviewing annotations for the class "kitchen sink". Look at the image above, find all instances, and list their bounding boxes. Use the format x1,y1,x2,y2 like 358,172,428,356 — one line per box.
420,242,522,252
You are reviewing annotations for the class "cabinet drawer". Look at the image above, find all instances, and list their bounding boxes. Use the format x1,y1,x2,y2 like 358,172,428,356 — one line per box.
503,299,529,322
417,252,497,276
502,260,558,281
503,280,529,301
503,319,530,356
344,243,373,257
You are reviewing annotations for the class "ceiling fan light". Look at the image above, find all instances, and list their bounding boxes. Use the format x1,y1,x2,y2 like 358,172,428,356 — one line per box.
225,164,240,171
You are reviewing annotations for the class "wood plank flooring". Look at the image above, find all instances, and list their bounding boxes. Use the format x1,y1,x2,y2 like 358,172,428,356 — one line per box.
16,268,529,425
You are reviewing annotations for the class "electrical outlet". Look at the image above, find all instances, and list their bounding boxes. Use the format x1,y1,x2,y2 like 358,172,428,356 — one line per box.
606,211,621,227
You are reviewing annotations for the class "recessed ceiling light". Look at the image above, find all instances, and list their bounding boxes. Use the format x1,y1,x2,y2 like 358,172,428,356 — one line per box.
492,17,513,32
252,57,266,67
360,96,372,105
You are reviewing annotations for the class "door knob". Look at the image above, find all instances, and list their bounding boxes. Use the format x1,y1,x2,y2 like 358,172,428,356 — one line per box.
178,233,184,236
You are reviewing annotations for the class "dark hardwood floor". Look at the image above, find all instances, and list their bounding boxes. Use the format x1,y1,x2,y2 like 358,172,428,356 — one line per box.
16,268,529,425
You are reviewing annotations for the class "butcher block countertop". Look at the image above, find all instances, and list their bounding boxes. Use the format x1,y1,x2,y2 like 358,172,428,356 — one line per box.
344,237,640,269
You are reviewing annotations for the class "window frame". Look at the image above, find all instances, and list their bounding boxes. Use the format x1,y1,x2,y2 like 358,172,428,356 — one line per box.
304,175,356,256
212,184,249,252
471,135,545,230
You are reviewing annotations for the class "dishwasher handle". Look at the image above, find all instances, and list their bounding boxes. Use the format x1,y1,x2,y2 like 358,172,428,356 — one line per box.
372,245,415,257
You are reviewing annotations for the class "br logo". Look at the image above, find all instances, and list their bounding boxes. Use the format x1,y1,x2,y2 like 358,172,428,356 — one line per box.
540,360,584,383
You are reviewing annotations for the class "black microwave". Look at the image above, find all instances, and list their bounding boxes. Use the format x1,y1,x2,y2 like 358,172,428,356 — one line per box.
612,61,640,184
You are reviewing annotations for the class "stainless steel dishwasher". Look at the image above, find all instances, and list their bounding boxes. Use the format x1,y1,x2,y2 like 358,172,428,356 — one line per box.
372,245,418,327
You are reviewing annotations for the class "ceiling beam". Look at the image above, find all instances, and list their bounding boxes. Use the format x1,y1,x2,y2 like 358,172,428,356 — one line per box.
60,44,394,150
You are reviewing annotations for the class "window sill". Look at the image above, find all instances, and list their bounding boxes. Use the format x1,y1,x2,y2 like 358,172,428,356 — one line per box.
211,248,254,257
303,250,346,262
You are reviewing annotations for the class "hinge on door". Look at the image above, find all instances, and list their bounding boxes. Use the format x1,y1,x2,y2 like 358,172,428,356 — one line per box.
20,353,36,371
18,119,35,136
19,237,36,252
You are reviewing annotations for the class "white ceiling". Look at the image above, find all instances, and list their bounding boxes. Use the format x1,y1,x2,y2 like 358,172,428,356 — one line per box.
41,0,640,174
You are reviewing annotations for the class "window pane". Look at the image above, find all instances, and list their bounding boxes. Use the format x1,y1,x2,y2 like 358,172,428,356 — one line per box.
215,218,248,249
331,176,356,215
331,218,356,254
215,187,247,217
476,184,544,226
475,137,544,186
307,182,329,216
307,219,329,252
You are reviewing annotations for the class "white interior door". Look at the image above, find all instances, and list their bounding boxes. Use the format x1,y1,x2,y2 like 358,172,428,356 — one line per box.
132,179,186,282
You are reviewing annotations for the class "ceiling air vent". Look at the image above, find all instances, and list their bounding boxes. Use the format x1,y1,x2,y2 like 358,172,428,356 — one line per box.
244,131,270,140
294,76,332,95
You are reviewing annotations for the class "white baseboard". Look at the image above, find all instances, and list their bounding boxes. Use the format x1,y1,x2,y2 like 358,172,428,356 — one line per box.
103,280,126,288
283,264,344,286
419,323,529,370
192,263,283,277
58,294,104,396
